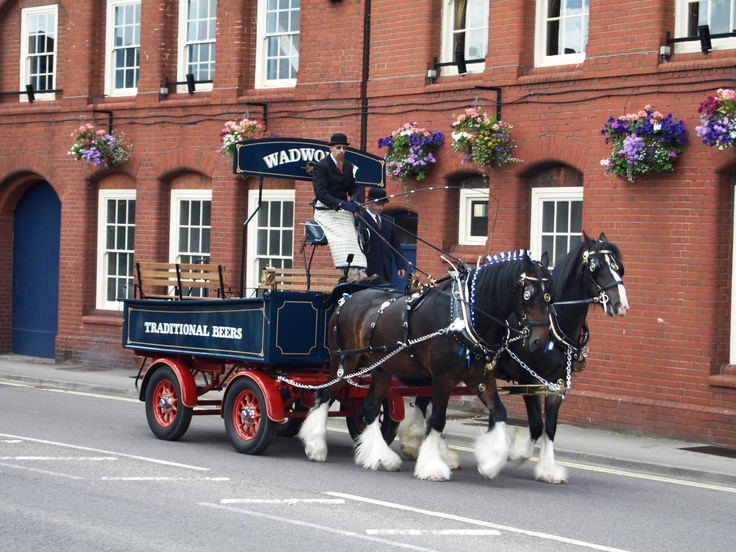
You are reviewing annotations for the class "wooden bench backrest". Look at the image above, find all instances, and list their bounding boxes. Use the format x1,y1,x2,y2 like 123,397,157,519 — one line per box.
136,262,227,299
260,266,341,293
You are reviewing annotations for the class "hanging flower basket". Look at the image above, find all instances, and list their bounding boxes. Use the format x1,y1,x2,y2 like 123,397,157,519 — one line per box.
68,124,132,169
600,106,688,182
377,122,444,189
219,117,270,160
451,107,522,172
696,88,736,149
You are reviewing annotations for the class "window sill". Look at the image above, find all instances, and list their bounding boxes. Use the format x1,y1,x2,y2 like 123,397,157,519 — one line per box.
82,311,123,328
710,365,736,389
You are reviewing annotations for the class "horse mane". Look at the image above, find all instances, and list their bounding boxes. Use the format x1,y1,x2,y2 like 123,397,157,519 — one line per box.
472,257,524,328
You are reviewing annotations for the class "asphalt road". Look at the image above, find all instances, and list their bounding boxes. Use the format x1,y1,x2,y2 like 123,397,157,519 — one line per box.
1,382,734,552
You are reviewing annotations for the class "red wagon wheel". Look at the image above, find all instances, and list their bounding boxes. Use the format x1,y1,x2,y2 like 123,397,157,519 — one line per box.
224,377,276,455
144,366,193,441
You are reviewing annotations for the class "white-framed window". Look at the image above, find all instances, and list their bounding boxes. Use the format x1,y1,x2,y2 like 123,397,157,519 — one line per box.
255,0,300,89
440,0,489,76
105,0,141,96
674,1,736,54
530,186,583,265
246,189,295,292
177,0,217,93
170,189,212,263
96,190,136,310
20,5,58,102
459,188,489,246
534,0,589,67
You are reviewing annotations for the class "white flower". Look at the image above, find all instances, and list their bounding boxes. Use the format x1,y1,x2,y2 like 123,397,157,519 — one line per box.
452,131,472,140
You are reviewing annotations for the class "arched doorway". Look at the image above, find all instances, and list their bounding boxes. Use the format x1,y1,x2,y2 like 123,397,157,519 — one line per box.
12,182,61,358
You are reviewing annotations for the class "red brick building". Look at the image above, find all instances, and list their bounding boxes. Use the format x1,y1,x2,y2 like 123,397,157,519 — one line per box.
1,0,735,446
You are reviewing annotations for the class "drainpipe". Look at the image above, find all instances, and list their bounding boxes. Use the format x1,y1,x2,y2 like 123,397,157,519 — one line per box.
359,0,371,152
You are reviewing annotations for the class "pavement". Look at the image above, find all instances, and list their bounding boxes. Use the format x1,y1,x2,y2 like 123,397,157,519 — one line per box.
1,353,735,487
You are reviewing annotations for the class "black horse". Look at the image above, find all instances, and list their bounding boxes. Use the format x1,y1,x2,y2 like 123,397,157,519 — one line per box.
398,233,629,483
299,252,552,481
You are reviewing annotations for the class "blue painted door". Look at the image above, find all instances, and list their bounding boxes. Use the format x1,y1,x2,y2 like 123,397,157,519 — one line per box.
389,211,417,291
12,182,61,358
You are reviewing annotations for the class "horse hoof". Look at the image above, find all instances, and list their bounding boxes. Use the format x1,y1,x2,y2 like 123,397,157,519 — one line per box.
539,473,568,484
378,461,401,472
400,445,419,461
304,442,327,463
425,474,449,482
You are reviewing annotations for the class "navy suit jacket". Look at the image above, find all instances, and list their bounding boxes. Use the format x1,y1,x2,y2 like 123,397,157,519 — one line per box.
360,212,406,281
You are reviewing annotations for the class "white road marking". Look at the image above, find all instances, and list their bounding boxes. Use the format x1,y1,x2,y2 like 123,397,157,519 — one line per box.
0,461,83,479
221,498,345,504
0,456,117,461
200,502,438,551
102,476,230,481
0,381,138,402
0,433,209,471
326,492,632,552
367,529,501,536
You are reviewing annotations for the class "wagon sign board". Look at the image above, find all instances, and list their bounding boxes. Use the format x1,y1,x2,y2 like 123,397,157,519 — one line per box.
233,137,386,187
122,291,333,364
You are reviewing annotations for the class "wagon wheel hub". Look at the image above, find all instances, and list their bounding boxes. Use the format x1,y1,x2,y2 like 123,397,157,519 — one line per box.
158,394,174,413
239,405,256,427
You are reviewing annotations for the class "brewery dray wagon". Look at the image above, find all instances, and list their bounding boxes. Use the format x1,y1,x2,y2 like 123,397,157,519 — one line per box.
122,138,408,455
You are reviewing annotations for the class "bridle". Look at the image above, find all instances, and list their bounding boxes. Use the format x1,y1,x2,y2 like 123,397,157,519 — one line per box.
464,263,552,355
549,245,624,360
551,247,623,311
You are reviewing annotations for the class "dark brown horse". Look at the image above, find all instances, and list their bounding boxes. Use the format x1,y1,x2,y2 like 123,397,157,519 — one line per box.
398,233,629,482
299,252,552,481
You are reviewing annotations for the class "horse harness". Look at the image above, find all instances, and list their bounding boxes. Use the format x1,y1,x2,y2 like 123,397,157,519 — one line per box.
504,246,623,394
329,264,551,383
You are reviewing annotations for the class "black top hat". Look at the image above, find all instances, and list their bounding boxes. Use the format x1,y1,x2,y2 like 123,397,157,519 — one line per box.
328,132,350,146
367,187,389,203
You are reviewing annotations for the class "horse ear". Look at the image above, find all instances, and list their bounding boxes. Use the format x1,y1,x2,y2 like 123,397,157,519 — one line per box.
598,231,608,242
540,251,549,268
583,231,594,247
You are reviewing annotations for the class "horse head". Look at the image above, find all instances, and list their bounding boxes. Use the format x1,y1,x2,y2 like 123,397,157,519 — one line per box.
515,251,554,352
581,232,629,317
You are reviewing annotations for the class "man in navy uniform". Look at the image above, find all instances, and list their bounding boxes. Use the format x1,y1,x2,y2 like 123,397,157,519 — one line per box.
360,187,406,283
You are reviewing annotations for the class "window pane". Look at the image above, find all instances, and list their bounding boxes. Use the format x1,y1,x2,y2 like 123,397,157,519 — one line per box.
263,0,300,82
570,201,582,233
556,202,569,232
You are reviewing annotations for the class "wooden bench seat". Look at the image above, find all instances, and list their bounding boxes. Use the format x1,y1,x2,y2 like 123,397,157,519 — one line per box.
136,262,231,300
259,266,342,292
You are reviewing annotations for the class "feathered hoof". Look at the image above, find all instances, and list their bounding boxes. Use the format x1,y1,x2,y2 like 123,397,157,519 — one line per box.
424,474,450,482
415,465,451,482
304,441,327,463
378,460,402,472
535,463,568,484
400,444,419,461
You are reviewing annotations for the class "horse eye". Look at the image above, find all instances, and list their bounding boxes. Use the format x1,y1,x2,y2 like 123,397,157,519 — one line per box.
544,292,552,303
611,260,620,272
523,288,533,301
589,258,600,273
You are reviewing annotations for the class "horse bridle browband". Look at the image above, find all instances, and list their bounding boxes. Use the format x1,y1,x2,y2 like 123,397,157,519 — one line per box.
551,248,622,309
